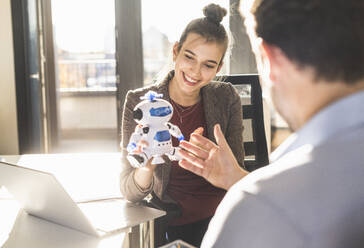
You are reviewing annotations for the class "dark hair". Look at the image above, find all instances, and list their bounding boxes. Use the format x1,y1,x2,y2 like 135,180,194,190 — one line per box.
252,0,364,84
177,4,229,64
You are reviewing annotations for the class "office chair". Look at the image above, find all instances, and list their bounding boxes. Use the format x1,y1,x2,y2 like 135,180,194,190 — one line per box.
140,192,181,247
216,74,269,172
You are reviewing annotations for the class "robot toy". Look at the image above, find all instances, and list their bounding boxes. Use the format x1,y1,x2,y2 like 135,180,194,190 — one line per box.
126,90,184,168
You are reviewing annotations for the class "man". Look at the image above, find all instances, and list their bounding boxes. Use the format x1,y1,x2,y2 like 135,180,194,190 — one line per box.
178,0,364,247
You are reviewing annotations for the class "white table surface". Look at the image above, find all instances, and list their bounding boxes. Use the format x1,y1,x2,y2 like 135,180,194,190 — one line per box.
0,153,165,248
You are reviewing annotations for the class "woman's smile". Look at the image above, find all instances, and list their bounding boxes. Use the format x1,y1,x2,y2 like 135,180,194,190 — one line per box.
183,72,199,86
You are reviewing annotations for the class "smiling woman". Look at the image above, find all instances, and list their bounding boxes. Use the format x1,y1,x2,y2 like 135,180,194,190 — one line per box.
120,3,247,247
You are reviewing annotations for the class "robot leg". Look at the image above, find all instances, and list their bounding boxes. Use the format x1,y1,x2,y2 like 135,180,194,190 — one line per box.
151,155,165,165
167,147,182,161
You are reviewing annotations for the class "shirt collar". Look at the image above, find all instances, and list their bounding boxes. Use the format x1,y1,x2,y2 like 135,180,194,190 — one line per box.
271,90,364,161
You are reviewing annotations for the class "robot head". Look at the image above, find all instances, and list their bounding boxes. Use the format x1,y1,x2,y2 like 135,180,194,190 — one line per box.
132,91,173,125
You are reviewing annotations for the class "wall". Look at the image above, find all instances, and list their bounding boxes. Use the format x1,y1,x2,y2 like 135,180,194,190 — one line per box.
0,0,19,155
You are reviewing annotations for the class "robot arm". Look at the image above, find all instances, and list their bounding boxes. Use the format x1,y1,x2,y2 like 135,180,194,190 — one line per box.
166,122,184,141
127,124,144,152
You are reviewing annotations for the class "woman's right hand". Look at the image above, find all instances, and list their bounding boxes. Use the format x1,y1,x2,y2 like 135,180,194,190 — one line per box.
133,158,157,191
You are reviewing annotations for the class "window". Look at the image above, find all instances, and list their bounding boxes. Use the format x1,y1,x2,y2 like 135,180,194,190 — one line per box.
51,0,118,152
141,0,229,85
52,0,116,91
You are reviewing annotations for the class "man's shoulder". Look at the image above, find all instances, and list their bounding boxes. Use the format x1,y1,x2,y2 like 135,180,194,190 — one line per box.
241,132,364,202
203,182,306,247
218,133,364,246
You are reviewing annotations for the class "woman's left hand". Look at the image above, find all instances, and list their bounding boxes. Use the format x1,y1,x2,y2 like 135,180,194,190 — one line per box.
178,124,248,190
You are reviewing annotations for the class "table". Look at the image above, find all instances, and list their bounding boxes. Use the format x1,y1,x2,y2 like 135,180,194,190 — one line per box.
0,153,165,248
0,198,127,248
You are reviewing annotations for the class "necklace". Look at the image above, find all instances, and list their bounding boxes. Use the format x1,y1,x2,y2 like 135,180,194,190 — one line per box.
170,99,200,123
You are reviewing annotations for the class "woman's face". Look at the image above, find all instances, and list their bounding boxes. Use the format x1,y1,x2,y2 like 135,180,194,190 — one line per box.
172,33,225,97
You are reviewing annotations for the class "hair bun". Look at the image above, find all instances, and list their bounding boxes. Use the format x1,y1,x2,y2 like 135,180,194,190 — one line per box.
203,3,227,25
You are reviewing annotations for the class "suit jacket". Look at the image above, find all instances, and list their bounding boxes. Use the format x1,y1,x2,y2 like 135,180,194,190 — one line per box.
202,90,364,248
120,71,244,203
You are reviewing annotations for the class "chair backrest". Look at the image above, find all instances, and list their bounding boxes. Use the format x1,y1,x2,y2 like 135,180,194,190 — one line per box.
216,74,269,172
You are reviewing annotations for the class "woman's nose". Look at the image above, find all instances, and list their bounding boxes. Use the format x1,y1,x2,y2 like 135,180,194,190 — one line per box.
189,63,201,77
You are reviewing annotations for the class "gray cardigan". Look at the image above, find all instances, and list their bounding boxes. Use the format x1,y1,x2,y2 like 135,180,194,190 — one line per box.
120,72,244,203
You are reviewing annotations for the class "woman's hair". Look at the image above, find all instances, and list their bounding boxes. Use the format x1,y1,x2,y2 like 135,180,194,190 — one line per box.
176,3,229,64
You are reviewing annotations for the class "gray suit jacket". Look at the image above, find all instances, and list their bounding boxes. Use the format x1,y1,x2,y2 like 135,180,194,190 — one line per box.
120,71,244,203
202,90,364,248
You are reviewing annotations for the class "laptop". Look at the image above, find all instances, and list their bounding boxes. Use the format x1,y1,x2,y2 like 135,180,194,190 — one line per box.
0,161,165,237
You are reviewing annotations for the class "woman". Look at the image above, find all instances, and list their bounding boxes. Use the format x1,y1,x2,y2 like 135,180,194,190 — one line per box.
120,3,245,247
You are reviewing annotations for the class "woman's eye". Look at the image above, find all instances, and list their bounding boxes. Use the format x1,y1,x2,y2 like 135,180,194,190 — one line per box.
185,54,193,60
205,64,214,69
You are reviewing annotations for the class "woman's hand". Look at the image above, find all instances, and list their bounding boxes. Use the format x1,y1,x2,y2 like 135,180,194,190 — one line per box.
133,158,158,191
190,127,204,147
178,124,248,190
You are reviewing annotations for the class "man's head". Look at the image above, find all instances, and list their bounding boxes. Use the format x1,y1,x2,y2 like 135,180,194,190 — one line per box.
241,0,364,130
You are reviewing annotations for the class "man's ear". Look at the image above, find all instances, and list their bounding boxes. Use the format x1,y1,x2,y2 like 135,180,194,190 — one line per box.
172,42,179,62
261,41,287,83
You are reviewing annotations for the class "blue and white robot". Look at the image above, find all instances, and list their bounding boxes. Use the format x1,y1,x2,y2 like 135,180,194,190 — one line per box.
126,91,184,168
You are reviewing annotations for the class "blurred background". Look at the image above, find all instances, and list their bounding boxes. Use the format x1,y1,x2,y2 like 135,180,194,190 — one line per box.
1,0,290,155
